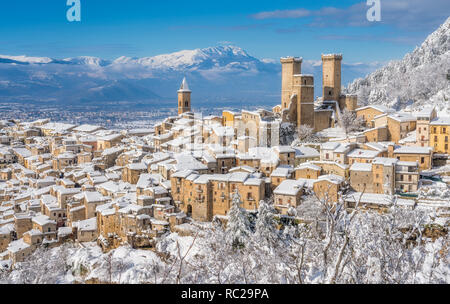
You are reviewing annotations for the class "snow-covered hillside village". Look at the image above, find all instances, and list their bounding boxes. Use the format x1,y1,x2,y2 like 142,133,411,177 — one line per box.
0,18,449,285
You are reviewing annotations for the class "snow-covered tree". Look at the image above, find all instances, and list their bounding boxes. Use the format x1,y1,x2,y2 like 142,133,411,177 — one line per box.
279,122,296,145
341,109,365,134
254,200,278,245
291,125,319,147
226,191,251,250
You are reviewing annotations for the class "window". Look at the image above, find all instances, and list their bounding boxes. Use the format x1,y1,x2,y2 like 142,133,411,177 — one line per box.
445,136,448,142
421,157,425,164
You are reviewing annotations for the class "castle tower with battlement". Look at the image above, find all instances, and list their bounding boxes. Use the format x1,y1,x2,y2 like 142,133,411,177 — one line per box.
322,54,342,102
280,57,302,110
278,53,358,132
280,57,315,128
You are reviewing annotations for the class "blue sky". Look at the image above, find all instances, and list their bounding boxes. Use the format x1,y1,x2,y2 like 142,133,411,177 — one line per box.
0,0,448,63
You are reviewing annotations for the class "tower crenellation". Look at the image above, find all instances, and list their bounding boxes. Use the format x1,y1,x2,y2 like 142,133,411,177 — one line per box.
279,53,358,132
280,57,302,110
322,54,342,102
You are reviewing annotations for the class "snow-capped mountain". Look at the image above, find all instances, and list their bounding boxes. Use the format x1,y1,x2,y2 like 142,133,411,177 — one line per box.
345,17,450,115
0,45,378,107
112,46,265,71
59,56,111,67
0,54,53,64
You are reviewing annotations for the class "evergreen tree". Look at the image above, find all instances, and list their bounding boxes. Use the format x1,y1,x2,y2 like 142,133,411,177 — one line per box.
226,190,251,250
255,200,278,245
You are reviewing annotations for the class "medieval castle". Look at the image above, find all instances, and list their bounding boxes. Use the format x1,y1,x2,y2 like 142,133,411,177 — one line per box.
275,54,358,132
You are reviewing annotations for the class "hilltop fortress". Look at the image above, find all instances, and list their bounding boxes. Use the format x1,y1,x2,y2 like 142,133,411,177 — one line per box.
274,54,358,132
0,50,448,263
178,54,358,136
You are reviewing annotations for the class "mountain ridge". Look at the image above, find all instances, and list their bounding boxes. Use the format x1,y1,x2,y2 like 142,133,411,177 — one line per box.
0,45,381,107
345,17,450,115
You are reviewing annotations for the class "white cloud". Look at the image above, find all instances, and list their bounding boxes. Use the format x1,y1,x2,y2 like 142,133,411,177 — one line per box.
250,9,310,20
250,0,450,31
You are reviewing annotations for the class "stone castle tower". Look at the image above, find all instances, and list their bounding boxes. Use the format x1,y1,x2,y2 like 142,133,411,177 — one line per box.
322,54,358,111
280,57,315,128
279,53,358,131
178,77,191,115
281,57,302,110
322,54,342,102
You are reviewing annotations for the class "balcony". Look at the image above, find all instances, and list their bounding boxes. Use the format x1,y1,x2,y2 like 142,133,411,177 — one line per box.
395,167,418,173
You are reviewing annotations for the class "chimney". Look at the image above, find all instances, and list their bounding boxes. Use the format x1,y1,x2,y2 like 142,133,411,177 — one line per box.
388,144,394,158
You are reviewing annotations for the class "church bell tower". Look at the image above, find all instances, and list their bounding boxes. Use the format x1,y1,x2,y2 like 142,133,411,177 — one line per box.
178,77,191,115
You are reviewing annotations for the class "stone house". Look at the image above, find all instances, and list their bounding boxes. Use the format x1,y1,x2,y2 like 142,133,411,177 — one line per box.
294,163,322,179
393,146,433,171
313,174,345,203
273,179,305,215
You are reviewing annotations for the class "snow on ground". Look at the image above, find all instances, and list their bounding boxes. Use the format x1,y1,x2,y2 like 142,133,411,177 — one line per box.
41,232,205,284
67,242,163,284
157,231,204,260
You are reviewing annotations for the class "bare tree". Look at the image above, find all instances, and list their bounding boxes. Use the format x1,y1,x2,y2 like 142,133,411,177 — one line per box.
292,125,320,146
341,109,365,134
